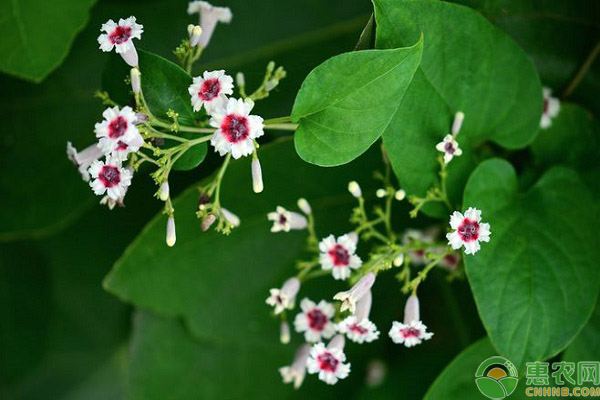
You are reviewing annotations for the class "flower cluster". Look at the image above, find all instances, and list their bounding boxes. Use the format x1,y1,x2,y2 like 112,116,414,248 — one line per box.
265,112,492,388
68,2,289,245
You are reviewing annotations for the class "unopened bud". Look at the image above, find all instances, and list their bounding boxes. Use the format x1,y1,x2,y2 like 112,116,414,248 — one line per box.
267,61,275,73
393,253,405,267
166,216,176,247
236,72,245,87
130,68,141,94
201,214,217,231
251,157,263,193
189,25,203,47
395,189,406,201
265,79,278,92
348,181,362,198
159,181,170,201
452,111,465,135
187,24,195,37
221,208,240,227
280,321,291,344
297,198,311,215
376,188,387,198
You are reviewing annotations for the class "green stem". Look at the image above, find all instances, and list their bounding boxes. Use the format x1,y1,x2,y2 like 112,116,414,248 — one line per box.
264,116,292,125
264,123,298,131
563,40,600,98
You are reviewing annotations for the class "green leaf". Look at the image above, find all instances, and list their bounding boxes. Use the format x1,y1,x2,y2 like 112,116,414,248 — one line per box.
463,159,600,370
104,138,383,341
291,40,423,166
0,0,96,82
102,49,207,171
374,0,542,212
452,0,600,116
563,302,600,363
354,14,376,51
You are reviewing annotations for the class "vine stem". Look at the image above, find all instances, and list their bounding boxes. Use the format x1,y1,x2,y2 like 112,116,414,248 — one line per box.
563,40,600,98
264,116,292,125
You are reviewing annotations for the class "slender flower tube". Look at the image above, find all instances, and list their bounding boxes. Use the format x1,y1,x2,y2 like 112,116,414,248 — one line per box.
388,295,434,348
279,344,311,389
67,142,103,182
221,208,240,227
451,111,465,135
130,67,141,94
280,321,291,344
267,206,307,232
97,17,143,66
333,273,375,314
187,1,232,48
266,277,301,314
251,156,263,193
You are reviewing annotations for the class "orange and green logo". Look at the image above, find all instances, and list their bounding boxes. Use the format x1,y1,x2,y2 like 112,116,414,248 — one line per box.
475,356,519,399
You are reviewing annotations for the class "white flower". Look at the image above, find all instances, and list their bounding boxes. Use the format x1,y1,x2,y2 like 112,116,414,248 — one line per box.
97,17,143,66
266,277,300,315
318,234,362,280
306,338,350,385
446,207,491,255
333,273,375,314
95,106,142,158
436,134,462,164
348,181,362,198
187,1,232,48
540,86,560,129
188,70,234,114
297,198,312,215
67,142,103,182
99,166,133,209
267,206,307,232
440,252,461,270
209,98,264,159
337,316,379,344
279,344,311,389
294,298,336,343
389,295,433,347
389,320,434,348
88,158,132,200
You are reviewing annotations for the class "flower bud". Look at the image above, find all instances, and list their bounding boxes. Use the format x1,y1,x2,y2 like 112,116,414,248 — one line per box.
221,208,240,227
187,24,195,37
236,72,245,88
393,253,405,267
395,189,406,201
376,188,387,198
159,181,170,201
166,216,176,247
452,111,465,135
265,79,278,91
348,181,362,198
130,67,141,94
201,214,217,231
366,360,387,387
280,321,291,344
189,25,203,47
251,157,263,193
403,295,420,324
297,198,311,215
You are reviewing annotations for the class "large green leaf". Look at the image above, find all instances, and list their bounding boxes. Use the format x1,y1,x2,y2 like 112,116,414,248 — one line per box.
453,0,600,116
462,159,600,370
0,0,370,241
103,49,207,171
292,40,423,166
0,0,96,82
104,138,383,341
563,302,600,363
374,0,542,212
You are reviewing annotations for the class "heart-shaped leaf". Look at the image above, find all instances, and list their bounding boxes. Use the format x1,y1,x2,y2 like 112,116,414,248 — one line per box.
102,49,207,171
292,40,423,166
374,0,542,213
463,159,600,369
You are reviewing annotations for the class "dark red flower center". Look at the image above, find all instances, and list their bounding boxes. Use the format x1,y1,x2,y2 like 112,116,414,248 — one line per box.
458,218,479,242
199,78,221,101
444,141,455,154
99,165,121,187
401,327,421,338
109,26,132,44
221,114,249,143
543,98,549,114
307,309,328,331
317,352,339,372
108,116,128,139
444,254,459,266
116,141,129,151
278,213,288,225
329,244,350,266
349,323,368,335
